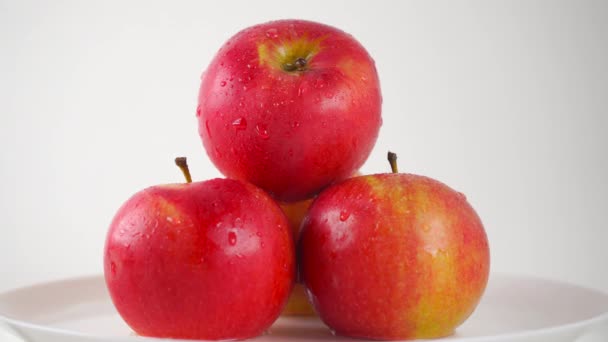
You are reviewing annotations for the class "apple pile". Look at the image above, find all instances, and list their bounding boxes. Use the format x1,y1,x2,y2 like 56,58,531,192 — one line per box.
104,19,489,341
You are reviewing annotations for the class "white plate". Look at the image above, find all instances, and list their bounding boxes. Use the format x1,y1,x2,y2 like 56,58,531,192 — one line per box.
0,274,607,342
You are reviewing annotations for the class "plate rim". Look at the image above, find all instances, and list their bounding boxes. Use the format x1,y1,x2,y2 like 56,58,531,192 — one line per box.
1,273,608,342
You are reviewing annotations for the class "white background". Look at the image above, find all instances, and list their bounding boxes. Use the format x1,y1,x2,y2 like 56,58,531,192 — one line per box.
1,0,607,294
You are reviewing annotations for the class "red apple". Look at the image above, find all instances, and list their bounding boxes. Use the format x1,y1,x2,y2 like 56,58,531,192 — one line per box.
104,158,295,340
299,153,490,340
197,19,382,202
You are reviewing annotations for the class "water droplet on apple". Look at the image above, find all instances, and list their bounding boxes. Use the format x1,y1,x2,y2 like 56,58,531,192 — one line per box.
360,75,368,82
243,85,248,91
234,217,243,227
325,92,334,99
265,28,278,39
339,210,350,221
255,124,270,139
228,231,237,246
220,80,227,87
256,231,262,237
110,262,117,275
457,192,467,200
196,105,202,117
232,117,247,130
119,229,126,235
288,149,294,157
205,120,212,138
297,87,303,97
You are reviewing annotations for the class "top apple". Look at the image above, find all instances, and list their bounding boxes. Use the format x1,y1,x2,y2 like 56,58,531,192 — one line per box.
197,19,382,202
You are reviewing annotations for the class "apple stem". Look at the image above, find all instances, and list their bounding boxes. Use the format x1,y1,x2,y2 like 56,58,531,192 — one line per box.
387,151,398,174
174,157,193,183
283,57,307,72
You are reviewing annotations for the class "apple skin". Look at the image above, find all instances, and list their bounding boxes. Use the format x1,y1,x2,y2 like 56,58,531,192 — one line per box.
197,19,382,202
279,198,316,316
299,174,490,340
279,171,361,316
104,178,295,340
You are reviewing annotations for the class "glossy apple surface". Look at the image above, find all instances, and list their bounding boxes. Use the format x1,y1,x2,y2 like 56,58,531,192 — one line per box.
197,19,382,202
299,173,490,340
104,178,294,340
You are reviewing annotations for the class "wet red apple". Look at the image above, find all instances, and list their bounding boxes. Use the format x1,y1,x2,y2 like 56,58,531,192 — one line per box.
197,19,382,202
104,158,295,340
299,153,490,340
